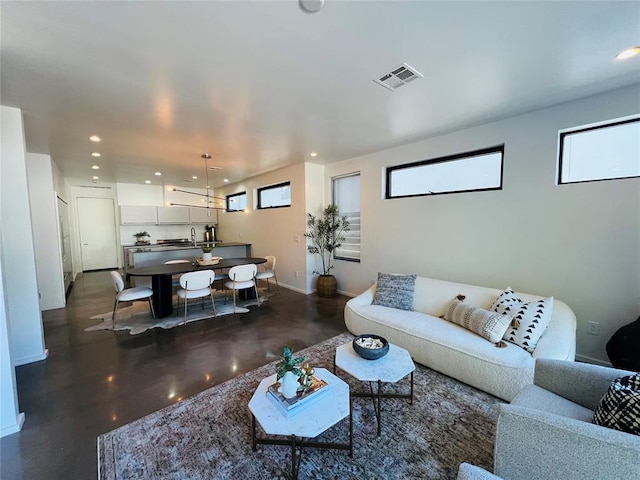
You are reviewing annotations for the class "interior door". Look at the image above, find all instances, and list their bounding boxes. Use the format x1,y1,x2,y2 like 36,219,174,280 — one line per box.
77,197,118,271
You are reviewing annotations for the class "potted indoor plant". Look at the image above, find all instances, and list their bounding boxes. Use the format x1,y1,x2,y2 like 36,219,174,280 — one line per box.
304,204,350,297
201,244,215,262
275,347,305,399
133,231,150,245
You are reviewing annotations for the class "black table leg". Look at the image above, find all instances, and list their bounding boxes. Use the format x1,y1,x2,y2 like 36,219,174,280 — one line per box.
151,274,174,318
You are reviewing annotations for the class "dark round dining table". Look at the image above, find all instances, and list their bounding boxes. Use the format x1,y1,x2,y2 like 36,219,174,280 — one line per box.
126,257,267,318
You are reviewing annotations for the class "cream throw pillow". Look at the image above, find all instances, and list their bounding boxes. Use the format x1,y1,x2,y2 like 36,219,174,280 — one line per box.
443,295,512,345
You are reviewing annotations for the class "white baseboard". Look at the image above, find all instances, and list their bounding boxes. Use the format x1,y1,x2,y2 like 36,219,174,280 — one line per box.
0,412,25,438
275,282,309,295
14,348,49,367
575,354,612,367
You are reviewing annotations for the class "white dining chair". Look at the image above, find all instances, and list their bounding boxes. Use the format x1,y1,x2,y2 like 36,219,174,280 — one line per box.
165,259,191,288
110,271,154,328
176,269,217,324
224,264,260,312
255,255,279,293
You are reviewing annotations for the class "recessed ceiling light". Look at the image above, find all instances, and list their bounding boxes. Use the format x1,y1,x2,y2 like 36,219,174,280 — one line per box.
91,152,101,157
616,47,640,60
310,152,318,157
155,172,162,176
92,165,100,170
192,176,198,180
145,180,151,184
223,178,229,183
89,135,101,142
92,176,99,180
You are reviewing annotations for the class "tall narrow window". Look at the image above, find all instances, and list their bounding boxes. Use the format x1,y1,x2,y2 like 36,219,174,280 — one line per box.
386,145,504,199
332,173,361,261
558,116,640,184
226,192,247,212
257,181,291,209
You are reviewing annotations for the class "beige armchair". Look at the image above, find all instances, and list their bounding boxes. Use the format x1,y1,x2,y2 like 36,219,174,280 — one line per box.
458,359,640,480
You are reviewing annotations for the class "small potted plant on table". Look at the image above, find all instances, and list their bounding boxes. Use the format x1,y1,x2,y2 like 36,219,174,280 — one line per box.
201,244,215,262
133,231,150,245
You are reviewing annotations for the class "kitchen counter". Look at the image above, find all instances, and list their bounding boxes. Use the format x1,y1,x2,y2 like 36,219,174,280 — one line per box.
123,242,248,253
124,242,252,270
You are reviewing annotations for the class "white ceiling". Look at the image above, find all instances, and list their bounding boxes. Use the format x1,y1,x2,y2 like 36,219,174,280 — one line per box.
2,1,639,189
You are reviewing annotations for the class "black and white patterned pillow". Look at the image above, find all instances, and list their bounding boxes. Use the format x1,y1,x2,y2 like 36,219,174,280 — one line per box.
592,373,640,436
372,273,417,311
490,287,553,353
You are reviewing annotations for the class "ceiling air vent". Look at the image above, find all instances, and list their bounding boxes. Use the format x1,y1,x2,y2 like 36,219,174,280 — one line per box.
374,63,423,91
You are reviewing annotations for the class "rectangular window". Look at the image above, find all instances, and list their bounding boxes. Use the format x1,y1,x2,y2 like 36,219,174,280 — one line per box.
385,145,504,199
257,181,291,209
226,192,247,212
558,116,640,184
332,173,361,262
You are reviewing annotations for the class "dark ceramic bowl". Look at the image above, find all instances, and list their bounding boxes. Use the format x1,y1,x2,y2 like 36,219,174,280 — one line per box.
352,334,389,360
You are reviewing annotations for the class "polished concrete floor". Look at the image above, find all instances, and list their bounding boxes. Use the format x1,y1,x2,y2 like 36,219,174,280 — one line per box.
0,271,348,479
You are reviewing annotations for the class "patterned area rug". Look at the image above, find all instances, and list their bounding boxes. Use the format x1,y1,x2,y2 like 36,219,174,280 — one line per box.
98,333,503,479
86,291,269,335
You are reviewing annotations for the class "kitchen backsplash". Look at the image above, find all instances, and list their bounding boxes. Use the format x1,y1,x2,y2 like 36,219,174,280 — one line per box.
120,224,211,246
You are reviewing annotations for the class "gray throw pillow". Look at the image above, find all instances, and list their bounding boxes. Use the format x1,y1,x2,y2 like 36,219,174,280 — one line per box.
372,273,416,311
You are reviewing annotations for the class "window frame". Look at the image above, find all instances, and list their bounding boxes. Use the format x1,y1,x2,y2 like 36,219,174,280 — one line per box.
332,172,361,263
256,181,291,210
385,145,505,199
557,116,640,185
225,191,247,212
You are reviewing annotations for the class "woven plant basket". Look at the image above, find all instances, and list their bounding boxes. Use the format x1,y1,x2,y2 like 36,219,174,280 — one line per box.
316,274,337,298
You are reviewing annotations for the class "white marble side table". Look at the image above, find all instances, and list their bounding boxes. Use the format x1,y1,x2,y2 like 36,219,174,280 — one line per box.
334,341,415,436
248,367,352,479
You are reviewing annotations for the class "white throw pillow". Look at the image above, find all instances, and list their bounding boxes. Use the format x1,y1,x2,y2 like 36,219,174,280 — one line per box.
490,287,553,353
443,295,512,345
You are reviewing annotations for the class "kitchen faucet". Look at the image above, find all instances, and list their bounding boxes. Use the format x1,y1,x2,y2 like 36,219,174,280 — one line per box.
191,227,197,246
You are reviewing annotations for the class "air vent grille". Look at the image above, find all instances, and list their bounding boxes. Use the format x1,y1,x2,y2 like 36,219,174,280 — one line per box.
374,63,423,91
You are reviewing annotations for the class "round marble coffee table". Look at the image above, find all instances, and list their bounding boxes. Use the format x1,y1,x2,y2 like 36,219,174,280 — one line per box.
248,367,353,479
334,341,415,436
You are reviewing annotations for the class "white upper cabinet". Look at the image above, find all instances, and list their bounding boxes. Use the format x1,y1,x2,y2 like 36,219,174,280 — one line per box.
157,206,189,224
120,206,158,225
189,207,218,224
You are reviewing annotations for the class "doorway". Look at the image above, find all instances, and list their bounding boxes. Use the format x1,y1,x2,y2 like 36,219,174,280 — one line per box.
76,197,118,271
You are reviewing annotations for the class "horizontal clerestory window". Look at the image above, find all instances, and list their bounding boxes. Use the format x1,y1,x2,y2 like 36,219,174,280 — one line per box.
385,145,504,199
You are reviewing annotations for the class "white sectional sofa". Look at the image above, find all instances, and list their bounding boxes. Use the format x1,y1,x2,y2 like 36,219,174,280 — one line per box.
344,276,577,401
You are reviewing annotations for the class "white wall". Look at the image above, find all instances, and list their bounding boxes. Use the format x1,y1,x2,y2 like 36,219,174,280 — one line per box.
26,153,66,310
325,84,640,364
0,176,25,438
215,163,310,293
304,163,326,292
0,106,47,366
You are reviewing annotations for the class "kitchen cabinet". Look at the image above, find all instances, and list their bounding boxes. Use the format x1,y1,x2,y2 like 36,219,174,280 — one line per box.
157,206,189,224
189,207,218,224
120,205,158,225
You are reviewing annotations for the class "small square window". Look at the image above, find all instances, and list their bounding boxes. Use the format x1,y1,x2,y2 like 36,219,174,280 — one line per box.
226,192,247,212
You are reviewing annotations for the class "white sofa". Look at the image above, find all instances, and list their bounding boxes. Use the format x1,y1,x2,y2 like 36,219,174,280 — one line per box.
344,276,577,401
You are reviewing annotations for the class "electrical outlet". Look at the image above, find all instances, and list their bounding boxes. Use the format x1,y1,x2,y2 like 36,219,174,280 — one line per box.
587,321,600,335
294,271,299,278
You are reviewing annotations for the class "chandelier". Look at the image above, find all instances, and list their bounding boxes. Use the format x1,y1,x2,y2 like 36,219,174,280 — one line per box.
168,154,226,214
